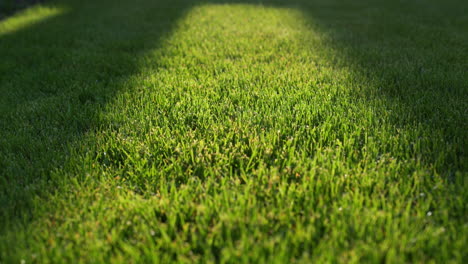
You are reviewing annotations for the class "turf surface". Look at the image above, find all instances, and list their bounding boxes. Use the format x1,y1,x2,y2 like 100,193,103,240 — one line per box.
0,0,467,263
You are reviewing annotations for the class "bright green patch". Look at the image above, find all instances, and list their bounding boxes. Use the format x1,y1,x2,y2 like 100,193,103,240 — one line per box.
0,0,467,263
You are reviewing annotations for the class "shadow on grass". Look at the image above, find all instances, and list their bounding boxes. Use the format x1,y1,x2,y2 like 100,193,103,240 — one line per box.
0,0,199,220
0,0,466,253
281,0,468,175
242,0,467,175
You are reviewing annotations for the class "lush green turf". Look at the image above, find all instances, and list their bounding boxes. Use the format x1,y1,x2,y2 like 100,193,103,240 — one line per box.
0,0,467,263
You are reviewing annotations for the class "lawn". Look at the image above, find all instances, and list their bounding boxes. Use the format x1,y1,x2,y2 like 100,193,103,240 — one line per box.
0,0,467,263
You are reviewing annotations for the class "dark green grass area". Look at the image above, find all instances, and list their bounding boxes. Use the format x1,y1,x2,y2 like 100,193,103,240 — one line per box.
0,0,467,263
0,0,42,18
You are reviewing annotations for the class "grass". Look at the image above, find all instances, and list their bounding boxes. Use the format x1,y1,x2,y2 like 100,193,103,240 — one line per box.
0,0,42,18
0,0,467,263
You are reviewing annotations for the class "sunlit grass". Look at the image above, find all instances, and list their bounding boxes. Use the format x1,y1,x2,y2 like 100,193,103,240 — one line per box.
0,5,66,37
0,0,466,263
